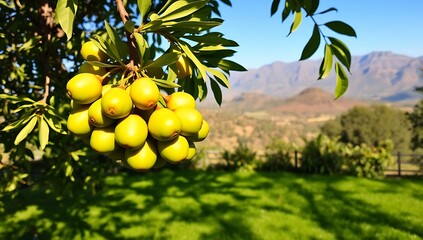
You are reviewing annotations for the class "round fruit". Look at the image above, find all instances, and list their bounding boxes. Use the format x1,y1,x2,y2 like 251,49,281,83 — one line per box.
90,127,116,153
130,77,160,110
176,56,192,79
124,139,157,171
81,41,108,62
148,108,182,141
158,135,189,164
166,92,196,110
101,87,133,119
78,62,107,77
174,107,203,136
102,84,113,96
115,114,148,149
66,73,102,104
186,141,196,160
187,119,209,142
88,99,116,128
67,105,93,136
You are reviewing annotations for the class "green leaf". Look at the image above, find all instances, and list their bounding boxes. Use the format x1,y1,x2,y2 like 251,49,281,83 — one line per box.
2,112,35,132
300,24,321,60
14,116,37,145
104,20,130,59
304,0,319,16
330,44,350,72
152,78,181,88
160,0,207,21
207,68,230,88
144,52,179,69
161,21,221,33
178,39,208,83
334,62,349,99
316,7,337,15
210,78,223,106
55,0,78,41
329,37,352,71
282,0,291,22
318,44,333,79
218,59,247,72
124,20,136,33
133,32,150,65
288,10,302,35
183,32,239,46
43,114,66,135
138,0,152,24
86,61,122,68
0,94,35,103
38,117,49,150
325,21,357,37
271,0,281,16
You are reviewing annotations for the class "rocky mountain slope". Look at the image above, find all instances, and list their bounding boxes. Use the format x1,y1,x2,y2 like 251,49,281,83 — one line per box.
224,51,423,102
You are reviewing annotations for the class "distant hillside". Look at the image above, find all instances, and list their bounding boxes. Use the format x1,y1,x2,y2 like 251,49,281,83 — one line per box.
270,88,368,113
224,51,423,102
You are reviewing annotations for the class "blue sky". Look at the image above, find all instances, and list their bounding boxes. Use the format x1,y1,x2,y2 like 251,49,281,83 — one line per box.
216,0,423,69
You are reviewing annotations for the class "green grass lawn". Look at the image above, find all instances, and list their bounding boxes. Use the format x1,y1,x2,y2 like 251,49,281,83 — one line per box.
1,170,422,240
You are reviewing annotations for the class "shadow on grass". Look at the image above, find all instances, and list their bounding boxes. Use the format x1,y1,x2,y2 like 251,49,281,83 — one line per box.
0,170,422,239
0,170,272,239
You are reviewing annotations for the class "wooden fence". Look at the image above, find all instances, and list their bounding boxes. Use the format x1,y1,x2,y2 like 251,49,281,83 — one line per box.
385,152,423,177
201,150,423,177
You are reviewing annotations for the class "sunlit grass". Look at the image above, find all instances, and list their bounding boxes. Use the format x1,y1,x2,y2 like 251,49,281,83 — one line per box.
1,170,422,239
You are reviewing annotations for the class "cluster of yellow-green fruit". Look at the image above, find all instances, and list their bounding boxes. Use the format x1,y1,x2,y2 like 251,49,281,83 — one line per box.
65,41,209,171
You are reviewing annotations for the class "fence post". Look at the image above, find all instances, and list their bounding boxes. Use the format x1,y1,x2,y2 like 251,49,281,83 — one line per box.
294,150,298,170
397,152,401,177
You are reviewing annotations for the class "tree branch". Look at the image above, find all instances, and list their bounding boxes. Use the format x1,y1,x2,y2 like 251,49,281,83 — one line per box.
115,0,138,71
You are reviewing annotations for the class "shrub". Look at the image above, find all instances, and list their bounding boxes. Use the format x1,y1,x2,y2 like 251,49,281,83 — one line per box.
300,134,345,174
260,140,295,172
221,143,258,172
344,141,394,178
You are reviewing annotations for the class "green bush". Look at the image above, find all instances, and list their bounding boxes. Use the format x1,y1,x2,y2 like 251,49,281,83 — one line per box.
221,143,258,172
260,140,295,172
300,134,345,174
344,141,394,178
300,134,394,178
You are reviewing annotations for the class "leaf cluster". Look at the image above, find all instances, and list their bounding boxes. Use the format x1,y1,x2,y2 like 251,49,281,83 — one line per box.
271,0,356,99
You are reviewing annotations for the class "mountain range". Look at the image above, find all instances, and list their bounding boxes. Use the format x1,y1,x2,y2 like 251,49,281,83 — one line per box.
222,51,423,102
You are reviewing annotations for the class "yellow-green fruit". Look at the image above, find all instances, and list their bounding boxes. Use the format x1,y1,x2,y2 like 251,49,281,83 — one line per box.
78,62,107,77
66,73,102,104
174,107,203,136
130,77,160,110
101,87,133,119
102,84,113,96
166,92,196,110
187,119,209,142
81,41,108,62
158,135,189,164
186,141,196,160
176,56,192,79
88,99,116,128
115,114,148,149
148,108,182,141
90,127,116,153
124,139,157,171
67,105,93,136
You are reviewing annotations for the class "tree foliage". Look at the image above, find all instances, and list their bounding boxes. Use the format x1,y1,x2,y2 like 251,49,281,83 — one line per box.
0,0,355,195
408,88,423,151
321,105,412,152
